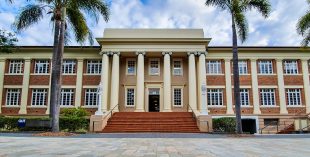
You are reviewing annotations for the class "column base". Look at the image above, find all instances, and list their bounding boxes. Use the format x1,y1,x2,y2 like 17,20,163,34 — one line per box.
95,110,104,116
18,109,27,114
200,110,209,115
280,109,288,114
197,115,213,132
162,109,172,112
135,109,145,112
253,110,261,115
226,109,234,115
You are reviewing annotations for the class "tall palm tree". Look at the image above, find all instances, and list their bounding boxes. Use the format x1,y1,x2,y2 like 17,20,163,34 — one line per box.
12,0,110,132
205,0,271,134
297,0,310,46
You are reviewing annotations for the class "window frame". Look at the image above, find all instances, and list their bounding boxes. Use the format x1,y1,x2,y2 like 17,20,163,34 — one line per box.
173,59,183,76
60,89,75,106
172,87,183,107
284,60,299,75
206,60,222,74
207,89,224,106
149,58,160,76
34,60,49,74
240,89,250,106
260,88,276,106
6,89,21,106
9,60,23,74
86,60,102,74
62,60,77,74
126,58,136,75
84,88,98,107
31,89,48,106
238,60,248,75
286,89,302,106
258,60,274,74
125,87,135,107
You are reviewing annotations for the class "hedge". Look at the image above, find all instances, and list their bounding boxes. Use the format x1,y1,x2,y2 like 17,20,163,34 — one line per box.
213,117,236,133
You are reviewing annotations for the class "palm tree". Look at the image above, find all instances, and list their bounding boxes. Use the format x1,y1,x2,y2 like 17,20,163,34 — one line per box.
205,0,271,134
12,0,110,132
297,0,310,46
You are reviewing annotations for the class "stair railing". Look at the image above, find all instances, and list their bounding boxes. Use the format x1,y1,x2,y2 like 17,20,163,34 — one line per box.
108,104,119,118
187,104,197,121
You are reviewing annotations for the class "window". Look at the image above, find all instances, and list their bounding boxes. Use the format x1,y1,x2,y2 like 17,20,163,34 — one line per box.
258,60,273,74
61,89,74,106
126,88,135,106
85,89,98,106
206,60,222,74
63,60,76,74
207,89,223,106
173,88,182,106
87,60,102,74
264,119,279,126
240,89,250,106
127,59,136,75
6,89,20,106
284,60,298,74
31,89,47,106
260,89,276,106
286,89,301,106
9,60,23,74
238,61,248,74
34,60,49,74
149,59,160,75
173,60,183,75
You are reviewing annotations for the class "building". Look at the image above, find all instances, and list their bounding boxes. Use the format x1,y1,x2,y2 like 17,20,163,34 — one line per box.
0,29,310,133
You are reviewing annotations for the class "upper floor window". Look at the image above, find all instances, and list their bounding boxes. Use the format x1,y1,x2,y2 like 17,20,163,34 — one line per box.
284,60,298,74
9,60,23,74
258,60,273,74
173,88,183,106
61,89,74,106
206,60,222,74
240,89,250,106
35,60,49,74
6,89,20,106
63,60,76,74
149,59,160,75
85,89,98,106
127,59,136,75
87,60,102,74
125,88,135,106
31,89,47,106
173,60,183,76
286,89,301,106
260,89,276,106
207,89,223,106
238,61,248,75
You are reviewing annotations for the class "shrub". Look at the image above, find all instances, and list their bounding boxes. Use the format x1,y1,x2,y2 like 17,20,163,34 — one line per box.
60,108,90,118
60,117,89,132
213,117,236,133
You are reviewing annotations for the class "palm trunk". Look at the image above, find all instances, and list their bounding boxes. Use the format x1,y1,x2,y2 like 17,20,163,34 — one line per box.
232,14,243,134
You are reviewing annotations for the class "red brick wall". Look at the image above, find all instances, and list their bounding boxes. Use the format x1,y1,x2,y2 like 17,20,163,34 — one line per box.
62,75,77,85
29,75,50,85
258,75,278,85
207,76,225,85
83,76,100,85
284,76,303,85
1,88,22,115
4,75,23,85
27,108,47,115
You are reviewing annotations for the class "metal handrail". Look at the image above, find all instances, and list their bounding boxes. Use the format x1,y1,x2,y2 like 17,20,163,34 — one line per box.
259,121,289,134
109,104,119,118
187,104,197,121
300,124,310,132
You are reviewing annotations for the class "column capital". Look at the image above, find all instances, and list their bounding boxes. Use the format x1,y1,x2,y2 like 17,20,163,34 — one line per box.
250,58,258,62
0,58,6,62
301,58,309,61
24,58,31,62
136,51,146,56
99,51,112,56
197,51,208,56
111,51,120,56
187,51,197,56
224,58,232,62
276,58,284,62
162,51,172,56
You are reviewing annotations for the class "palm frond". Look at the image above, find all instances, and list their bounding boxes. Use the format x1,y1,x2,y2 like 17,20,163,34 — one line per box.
13,4,45,31
245,0,271,18
205,0,231,10
297,11,310,35
66,8,90,44
234,11,248,43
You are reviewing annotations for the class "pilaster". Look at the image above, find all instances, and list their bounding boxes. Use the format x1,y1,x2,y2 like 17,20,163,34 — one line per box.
276,59,288,114
251,59,261,114
75,59,84,108
0,59,5,114
19,58,31,114
301,59,310,113
225,59,234,114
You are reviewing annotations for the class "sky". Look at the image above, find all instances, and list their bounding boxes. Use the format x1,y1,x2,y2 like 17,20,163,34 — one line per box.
0,0,308,46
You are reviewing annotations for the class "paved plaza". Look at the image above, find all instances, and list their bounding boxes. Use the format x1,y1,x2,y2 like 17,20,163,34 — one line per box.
0,134,310,157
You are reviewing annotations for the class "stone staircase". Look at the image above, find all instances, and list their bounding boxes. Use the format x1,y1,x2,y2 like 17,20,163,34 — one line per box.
102,112,201,133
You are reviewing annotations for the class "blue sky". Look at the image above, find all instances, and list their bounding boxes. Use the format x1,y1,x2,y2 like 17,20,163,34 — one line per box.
0,0,308,46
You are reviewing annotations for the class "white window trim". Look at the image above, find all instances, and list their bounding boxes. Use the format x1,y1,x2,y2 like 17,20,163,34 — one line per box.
125,86,136,107
149,58,160,76
172,86,183,107
126,58,136,75
86,60,102,75
172,59,183,76
84,88,98,107
260,89,276,107
258,60,274,75
240,89,250,106
63,59,77,75
286,89,302,107
5,89,20,106
207,89,224,107
9,60,23,74
60,89,75,106
283,60,299,75
34,60,49,74
31,89,47,106
238,60,248,75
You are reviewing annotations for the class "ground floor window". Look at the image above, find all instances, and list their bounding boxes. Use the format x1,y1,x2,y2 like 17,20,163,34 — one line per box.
264,119,279,126
240,89,250,106
6,89,20,106
31,89,47,106
61,89,74,106
173,88,182,106
85,89,98,106
286,89,301,106
207,89,223,106
126,88,135,106
260,89,276,106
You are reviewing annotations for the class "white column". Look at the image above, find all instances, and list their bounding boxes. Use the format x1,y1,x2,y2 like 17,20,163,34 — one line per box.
251,59,261,114
0,59,5,114
162,51,172,112
225,59,234,114
135,51,145,112
198,52,208,115
110,52,120,112
19,58,31,114
100,51,110,113
75,59,83,108
302,59,310,114
188,52,197,110
276,59,288,114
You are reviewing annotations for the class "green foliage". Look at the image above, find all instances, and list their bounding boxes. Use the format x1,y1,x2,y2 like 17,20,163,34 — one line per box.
60,117,89,132
0,29,18,53
60,108,90,118
213,117,236,133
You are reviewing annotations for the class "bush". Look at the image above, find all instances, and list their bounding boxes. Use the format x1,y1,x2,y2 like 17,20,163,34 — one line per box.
213,117,236,133
60,108,90,118
60,117,89,132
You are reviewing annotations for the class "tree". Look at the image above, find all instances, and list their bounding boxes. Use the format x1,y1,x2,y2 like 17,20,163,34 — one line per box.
13,0,110,132
205,0,271,134
297,0,310,47
0,29,18,53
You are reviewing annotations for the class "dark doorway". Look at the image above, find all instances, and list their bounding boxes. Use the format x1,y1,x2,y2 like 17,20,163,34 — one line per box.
242,119,257,134
149,95,160,112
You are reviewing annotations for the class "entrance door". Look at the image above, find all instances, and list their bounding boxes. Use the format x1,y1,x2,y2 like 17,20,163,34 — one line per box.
148,88,160,112
242,119,257,134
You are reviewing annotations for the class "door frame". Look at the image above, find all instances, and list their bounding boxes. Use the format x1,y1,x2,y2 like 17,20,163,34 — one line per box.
145,84,163,112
